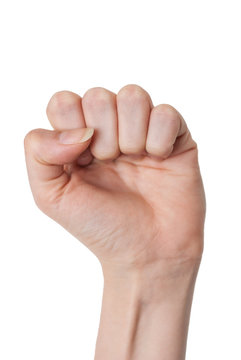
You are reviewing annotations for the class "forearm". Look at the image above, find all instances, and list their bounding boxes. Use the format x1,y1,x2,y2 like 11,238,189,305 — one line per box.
94,258,201,360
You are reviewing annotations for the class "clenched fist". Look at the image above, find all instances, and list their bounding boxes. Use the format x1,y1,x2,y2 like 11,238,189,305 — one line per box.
24,85,205,268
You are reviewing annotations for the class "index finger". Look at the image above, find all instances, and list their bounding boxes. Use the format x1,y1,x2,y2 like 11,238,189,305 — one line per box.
46,90,86,130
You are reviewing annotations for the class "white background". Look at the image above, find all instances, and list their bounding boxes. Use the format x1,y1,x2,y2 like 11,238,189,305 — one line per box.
0,0,240,359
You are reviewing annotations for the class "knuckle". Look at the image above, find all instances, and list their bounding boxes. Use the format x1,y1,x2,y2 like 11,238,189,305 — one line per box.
24,129,46,158
152,104,181,132
46,91,79,116
117,84,150,105
153,104,182,127
24,129,37,149
153,104,178,118
24,128,42,146
24,131,32,149
82,87,112,110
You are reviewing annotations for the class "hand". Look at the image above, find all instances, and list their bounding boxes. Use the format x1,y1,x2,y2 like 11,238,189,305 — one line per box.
24,84,205,269
24,85,206,360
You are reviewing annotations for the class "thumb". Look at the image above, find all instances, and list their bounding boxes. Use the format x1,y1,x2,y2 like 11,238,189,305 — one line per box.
24,127,94,206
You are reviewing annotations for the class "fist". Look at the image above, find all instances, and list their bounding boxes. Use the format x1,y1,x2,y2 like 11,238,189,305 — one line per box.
24,85,206,267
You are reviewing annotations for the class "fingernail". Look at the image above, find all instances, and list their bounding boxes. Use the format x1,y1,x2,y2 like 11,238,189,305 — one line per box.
59,128,94,144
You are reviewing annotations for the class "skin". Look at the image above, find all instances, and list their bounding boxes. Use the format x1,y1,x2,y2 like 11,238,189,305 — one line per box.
24,84,206,360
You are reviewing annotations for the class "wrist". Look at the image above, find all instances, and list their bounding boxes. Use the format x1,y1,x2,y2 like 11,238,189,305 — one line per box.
101,257,201,301
95,258,201,360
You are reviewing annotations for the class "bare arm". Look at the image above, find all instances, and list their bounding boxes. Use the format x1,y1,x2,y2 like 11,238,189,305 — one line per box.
95,259,200,360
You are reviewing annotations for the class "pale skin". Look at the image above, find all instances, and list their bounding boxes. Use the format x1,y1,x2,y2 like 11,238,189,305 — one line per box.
24,84,206,360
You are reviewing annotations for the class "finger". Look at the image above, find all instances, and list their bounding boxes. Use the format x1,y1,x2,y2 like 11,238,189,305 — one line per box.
117,84,153,155
24,127,94,209
46,90,86,129
82,87,120,160
146,104,195,158
46,90,93,166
